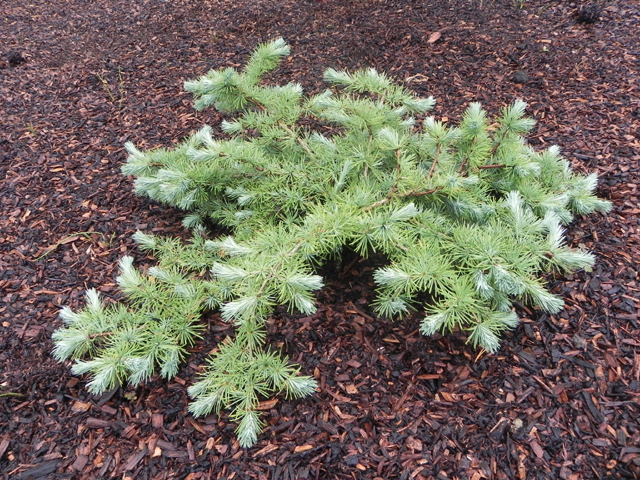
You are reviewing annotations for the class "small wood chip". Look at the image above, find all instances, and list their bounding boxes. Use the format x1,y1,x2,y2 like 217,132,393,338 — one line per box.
151,413,163,428
530,440,544,459
0,437,10,459
427,31,442,44
72,454,89,471
121,447,148,471
71,401,92,413
294,444,313,453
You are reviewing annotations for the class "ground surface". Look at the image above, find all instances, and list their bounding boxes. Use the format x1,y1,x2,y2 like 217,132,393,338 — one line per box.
1,0,640,479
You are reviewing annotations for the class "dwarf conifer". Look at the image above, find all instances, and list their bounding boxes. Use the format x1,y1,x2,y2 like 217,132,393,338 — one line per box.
53,39,611,446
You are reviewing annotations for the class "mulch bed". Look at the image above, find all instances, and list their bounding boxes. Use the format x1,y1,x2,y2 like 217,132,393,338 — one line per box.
1,0,639,478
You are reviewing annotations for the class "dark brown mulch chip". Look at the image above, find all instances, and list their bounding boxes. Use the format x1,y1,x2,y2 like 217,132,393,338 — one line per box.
1,0,639,479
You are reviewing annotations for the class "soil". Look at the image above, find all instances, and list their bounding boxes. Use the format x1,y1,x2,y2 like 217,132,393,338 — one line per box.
1,0,640,479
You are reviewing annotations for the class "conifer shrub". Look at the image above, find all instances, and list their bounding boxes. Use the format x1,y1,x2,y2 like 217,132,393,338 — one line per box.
53,39,611,446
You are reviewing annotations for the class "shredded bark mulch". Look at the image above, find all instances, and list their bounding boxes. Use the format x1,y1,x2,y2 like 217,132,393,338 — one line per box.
1,0,639,478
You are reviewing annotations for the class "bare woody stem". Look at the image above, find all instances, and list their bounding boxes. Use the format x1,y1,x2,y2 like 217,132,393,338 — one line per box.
404,187,443,197
458,135,478,175
426,143,441,181
89,332,114,340
279,121,315,158
477,164,508,170
488,124,510,157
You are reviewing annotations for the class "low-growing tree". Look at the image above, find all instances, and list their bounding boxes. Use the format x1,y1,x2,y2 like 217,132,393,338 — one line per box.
53,39,611,447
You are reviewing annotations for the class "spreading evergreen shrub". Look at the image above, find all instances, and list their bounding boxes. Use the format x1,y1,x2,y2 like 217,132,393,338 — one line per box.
53,39,611,446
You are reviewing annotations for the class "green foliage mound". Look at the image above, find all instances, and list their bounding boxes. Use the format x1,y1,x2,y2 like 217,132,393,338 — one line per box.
53,39,611,447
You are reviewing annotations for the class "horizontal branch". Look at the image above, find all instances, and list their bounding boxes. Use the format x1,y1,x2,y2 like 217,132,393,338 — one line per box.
477,163,508,170
88,332,114,340
364,187,443,211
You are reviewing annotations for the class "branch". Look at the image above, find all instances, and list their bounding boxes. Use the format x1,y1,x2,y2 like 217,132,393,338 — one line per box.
256,240,306,296
277,121,315,158
477,163,508,170
231,153,265,172
458,157,469,175
364,187,443,211
426,143,441,181
364,150,402,210
457,135,478,175
296,137,314,158
488,123,509,157
88,332,114,340
403,187,443,198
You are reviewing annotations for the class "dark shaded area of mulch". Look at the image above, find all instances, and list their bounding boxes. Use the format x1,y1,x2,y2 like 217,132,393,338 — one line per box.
1,0,640,478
